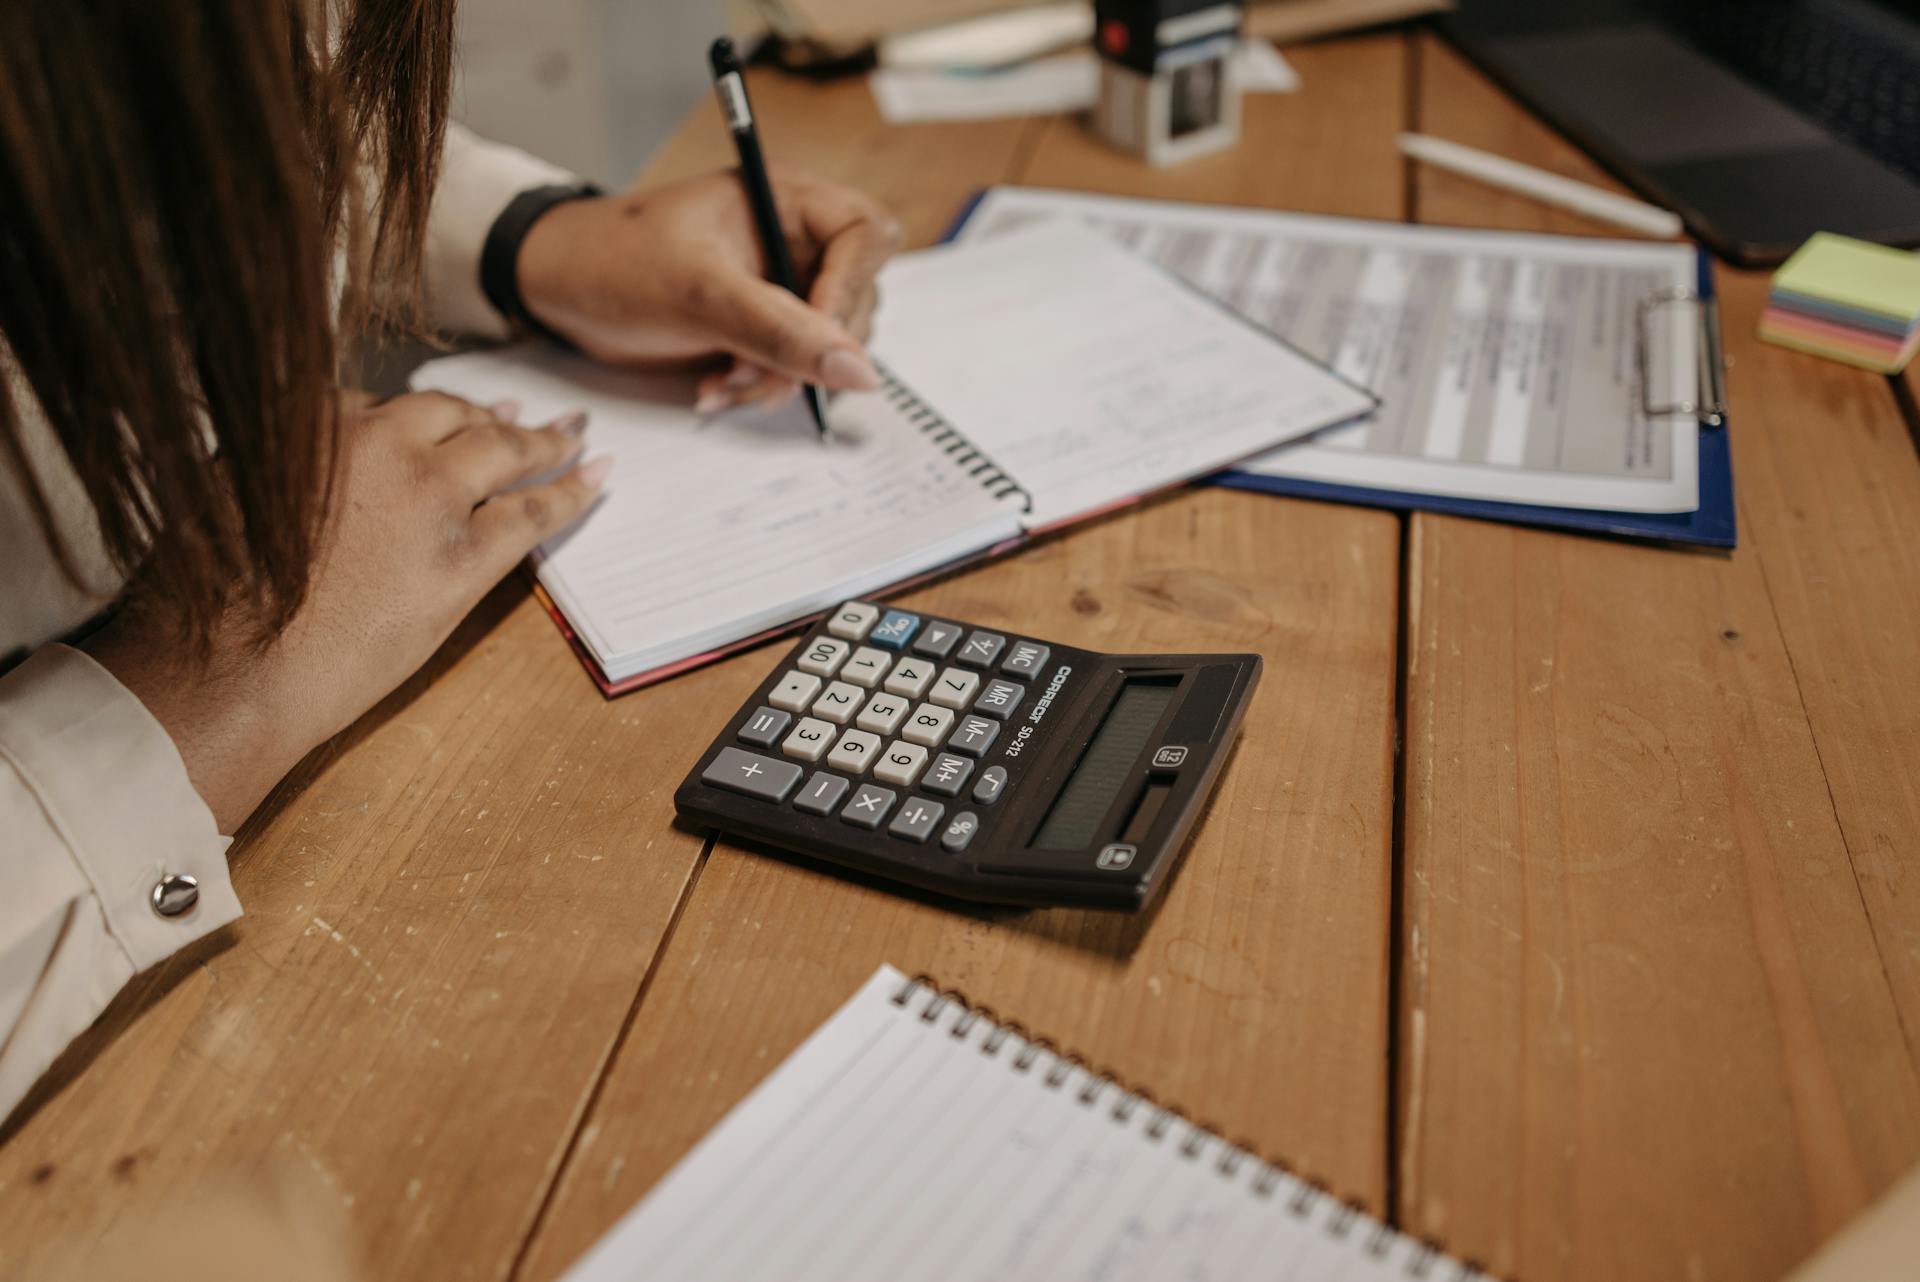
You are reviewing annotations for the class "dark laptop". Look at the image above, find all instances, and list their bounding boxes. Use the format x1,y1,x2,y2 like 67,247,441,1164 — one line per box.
1441,0,1920,265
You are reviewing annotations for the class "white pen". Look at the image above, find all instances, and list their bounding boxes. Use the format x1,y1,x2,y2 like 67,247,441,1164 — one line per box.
1398,132,1685,240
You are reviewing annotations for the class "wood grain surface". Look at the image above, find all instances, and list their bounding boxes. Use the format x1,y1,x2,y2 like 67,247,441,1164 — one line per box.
5,31,1918,1282
1398,35,1920,1282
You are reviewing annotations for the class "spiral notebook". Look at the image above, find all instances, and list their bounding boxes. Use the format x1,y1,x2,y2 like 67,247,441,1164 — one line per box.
563,965,1477,1282
411,222,1374,694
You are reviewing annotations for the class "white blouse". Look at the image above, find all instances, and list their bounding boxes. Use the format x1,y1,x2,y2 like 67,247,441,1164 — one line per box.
0,125,573,1123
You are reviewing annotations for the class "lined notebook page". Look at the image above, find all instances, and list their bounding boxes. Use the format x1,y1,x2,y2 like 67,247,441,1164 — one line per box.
410,351,1020,682
874,223,1378,530
563,966,1470,1282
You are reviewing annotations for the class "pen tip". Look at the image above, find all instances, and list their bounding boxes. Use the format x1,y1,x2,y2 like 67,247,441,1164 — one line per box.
709,38,737,76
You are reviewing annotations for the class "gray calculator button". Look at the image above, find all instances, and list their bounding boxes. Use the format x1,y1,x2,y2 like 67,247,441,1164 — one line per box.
888,798,945,844
940,811,982,854
703,748,804,803
972,679,1024,721
956,630,1006,669
793,771,850,816
1001,642,1051,680
911,621,964,659
972,766,1009,806
921,752,975,797
948,715,1000,757
738,706,792,748
841,784,897,829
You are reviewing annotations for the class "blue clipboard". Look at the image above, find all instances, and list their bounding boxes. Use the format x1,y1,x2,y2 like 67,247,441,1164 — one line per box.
942,190,1736,549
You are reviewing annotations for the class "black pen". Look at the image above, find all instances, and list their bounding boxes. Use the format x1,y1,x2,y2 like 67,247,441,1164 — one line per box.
708,38,830,438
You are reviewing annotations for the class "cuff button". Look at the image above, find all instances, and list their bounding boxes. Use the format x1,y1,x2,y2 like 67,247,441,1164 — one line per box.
151,873,201,919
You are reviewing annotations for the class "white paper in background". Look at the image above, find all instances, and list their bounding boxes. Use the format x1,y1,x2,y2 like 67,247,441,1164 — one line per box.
870,40,1298,125
957,187,1702,514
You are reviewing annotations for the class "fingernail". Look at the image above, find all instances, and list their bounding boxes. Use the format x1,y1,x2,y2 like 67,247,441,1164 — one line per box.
578,455,614,489
819,347,881,392
694,388,733,416
726,364,767,390
490,399,521,422
554,410,589,436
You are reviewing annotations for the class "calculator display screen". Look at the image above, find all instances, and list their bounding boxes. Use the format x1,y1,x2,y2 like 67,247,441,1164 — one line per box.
1032,681,1178,850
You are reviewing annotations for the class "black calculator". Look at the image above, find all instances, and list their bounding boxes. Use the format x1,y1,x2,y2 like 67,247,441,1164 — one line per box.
674,601,1261,910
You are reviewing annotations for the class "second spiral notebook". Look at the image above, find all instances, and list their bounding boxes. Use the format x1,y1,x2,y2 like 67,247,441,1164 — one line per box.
411,223,1374,694
561,965,1474,1282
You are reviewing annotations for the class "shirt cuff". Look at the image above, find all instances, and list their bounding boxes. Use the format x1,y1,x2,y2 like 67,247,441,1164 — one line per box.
426,124,580,340
0,646,240,973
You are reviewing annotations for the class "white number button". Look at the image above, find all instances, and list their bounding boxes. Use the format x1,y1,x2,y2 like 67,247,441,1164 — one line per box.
768,670,823,714
901,703,955,748
781,717,836,763
841,646,892,689
796,636,851,678
874,741,929,788
826,729,883,776
827,601,881,642
929,667,981,710
856,693,911,736
883,657,937,700
812,681,865,725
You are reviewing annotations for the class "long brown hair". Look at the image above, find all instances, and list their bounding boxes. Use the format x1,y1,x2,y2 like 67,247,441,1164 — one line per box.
0,0,455,650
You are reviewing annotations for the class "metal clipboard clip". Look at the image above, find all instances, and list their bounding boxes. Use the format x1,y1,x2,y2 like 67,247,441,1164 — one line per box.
1637,287,1729,428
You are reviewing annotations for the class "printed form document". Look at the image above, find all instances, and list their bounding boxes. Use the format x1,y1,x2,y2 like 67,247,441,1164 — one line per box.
957,186,1704,513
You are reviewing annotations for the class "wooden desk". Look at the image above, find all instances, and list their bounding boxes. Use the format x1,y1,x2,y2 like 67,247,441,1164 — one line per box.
5,31,1918,1282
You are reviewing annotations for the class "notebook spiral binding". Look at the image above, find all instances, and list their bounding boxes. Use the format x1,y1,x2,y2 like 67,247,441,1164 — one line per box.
890,973,1489,1282
876,363,1033,512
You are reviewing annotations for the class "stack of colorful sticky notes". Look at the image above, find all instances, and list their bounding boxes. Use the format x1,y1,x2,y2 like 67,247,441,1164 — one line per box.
1759,232,1920,373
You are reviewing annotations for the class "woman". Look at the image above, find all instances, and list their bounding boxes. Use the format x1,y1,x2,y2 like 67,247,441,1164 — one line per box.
0,0,902,1122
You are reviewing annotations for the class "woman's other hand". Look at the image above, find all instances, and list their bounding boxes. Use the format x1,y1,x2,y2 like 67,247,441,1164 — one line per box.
514,169,906,415
84,394,607,832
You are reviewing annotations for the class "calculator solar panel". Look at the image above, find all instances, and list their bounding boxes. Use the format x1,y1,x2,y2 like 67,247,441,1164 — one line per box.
675,602,1261,910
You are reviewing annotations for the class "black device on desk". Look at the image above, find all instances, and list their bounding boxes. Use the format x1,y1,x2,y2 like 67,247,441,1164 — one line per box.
1443,0,1920,266
675,602,1261,910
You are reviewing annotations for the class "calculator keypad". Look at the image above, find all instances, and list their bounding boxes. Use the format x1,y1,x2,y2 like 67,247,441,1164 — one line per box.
947,715,1000,757
929,668,981,710
827,602,881,642
781,717,836,763
769,671,823,714
827,729,883,775
874,741,929,788
855,693,911,736
869,611,920,650
841,646,891,689
812,682,864,724
797,636,851,678
901,703,955,748
921,752,973,796
700,604,1080,865
972,679,1024,721
1001,641,1051,681
704,748,804,802
910,621,964,659
883,657,936,700
888,798,945,844
739,707,791,748
794,771,850,815
842,784,896,828
956,631,1005,668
